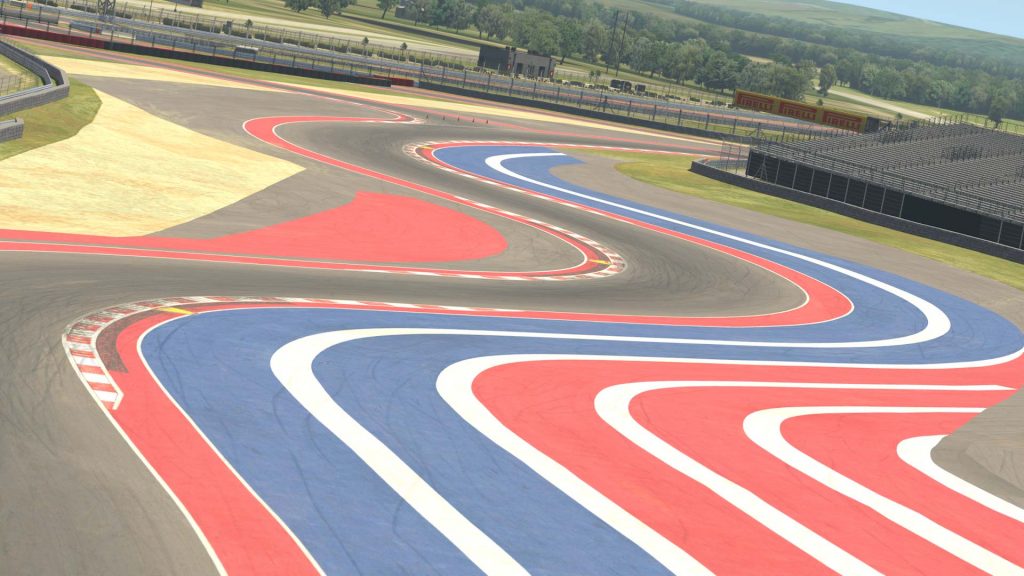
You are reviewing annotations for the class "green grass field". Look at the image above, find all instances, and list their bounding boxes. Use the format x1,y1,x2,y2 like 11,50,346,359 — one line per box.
0,79,101,160
580,149,1024,292
0,53,41,95
803,83,1024,133
681,0,1024,44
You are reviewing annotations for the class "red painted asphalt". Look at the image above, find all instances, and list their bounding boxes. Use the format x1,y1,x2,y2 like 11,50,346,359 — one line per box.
472,358,1023,574
0,192,507,263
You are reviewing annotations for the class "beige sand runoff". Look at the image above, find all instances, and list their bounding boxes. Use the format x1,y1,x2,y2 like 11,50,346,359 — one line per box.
45,56,281,92
51,54,711,144
0,90,302,236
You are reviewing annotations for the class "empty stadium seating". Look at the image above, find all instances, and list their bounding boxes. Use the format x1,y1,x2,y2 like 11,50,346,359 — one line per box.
745,122,1024,251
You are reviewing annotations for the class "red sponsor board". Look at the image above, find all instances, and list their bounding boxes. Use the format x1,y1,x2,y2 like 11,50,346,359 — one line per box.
734,91,776,112
778,100,818,121
734,89,869,132
822,110,867,131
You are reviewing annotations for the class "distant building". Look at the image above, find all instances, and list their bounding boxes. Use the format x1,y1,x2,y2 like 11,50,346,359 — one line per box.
478,46,555,78
394,4,413,20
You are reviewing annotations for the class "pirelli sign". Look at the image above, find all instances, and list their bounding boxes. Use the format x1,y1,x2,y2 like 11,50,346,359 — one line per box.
734,90,870,133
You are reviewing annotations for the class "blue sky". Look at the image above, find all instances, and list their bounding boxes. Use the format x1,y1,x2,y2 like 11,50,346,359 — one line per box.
833,0,1024,39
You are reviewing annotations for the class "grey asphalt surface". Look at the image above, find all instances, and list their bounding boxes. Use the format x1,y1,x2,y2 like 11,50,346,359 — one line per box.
2,55,1023,575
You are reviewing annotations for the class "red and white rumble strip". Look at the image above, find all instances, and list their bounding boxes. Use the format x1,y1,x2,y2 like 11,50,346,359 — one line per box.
62,296,539,411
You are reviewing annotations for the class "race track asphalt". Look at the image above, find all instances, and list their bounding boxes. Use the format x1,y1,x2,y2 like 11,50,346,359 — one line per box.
1,45,1023,574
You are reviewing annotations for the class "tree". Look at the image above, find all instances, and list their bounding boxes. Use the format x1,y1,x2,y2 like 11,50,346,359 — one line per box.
440,0,475,32
408,0,433,25
284,0,312,13
377,0,397,18
858,63,879,94
318,0,349,18
818,63,836,96
874,66,906,100
989,89,1015,127
579,18,608,62
628,36,657,77
555,16,582,63
697,49,739,92
525,17,560,57
474,3,510,40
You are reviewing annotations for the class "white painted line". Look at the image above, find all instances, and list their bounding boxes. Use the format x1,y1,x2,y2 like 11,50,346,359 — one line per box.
597,381,1010,575
271,331,529,576
898,435,1024,523
484,152,954,341
744,406,1024,575
437,357,714,575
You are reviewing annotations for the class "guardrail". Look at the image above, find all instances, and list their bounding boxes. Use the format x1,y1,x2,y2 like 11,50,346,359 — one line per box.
751,138,1022,222
0,0,845,142
0,35,69,124
691,158,1024,263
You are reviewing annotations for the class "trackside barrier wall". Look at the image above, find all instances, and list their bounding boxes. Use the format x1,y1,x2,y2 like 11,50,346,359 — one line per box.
0,24,392,87
0,117,23,142
0,5,835,143
418,81,762,145
0,37,70,116
745,149,1024,251
691,160,1024,264
112,43,392,86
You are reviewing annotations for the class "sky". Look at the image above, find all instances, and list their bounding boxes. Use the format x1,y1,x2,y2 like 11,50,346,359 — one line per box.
833,0,1024,39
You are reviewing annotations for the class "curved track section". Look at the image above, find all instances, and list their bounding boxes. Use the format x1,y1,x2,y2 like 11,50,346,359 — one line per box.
3,42,1024,575
60,144,1024,574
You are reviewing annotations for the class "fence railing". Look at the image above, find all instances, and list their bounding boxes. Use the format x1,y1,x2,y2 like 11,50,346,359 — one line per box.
0,66,35,95
751,138,1023,221
0,35,69,138
0,0,847,142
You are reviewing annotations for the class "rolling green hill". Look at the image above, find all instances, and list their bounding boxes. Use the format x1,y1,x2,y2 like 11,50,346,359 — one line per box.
663,0,1024,62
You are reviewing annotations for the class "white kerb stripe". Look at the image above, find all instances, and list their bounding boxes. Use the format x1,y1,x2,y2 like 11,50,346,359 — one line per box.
596,381,895,576
897,435,1024,523
744,406,1024,575
438,357,713,575
484,152,950,346
270,329,529,576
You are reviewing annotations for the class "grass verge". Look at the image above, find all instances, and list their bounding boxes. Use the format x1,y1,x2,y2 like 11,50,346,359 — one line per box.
581,150,1024,292
0,79,102,160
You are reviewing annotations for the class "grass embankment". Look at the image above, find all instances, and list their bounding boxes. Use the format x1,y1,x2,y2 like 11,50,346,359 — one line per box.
682,0,1024,53
582,150,1024,292
0,79,101,161
804,85,1024,132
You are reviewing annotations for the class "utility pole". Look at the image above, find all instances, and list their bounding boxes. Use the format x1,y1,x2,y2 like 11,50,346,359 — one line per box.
605,10,619,73
97,0,116,21
614,11,629,77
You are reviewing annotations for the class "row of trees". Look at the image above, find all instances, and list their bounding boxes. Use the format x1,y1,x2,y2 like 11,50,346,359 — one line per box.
663,0,1024,82
467,0,1023,121
286,0,1023,122
284,0,351,19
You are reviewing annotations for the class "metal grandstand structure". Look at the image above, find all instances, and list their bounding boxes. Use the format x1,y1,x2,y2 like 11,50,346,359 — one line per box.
730,121,1024,251
750,122,1024,222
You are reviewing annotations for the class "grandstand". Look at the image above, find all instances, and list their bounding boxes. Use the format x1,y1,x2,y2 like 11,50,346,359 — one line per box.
744,122,1024,252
